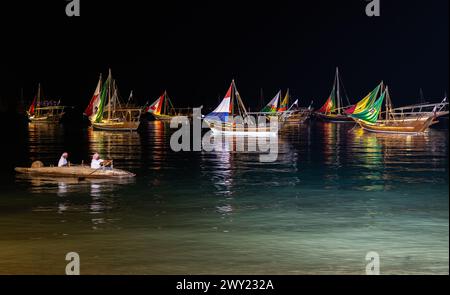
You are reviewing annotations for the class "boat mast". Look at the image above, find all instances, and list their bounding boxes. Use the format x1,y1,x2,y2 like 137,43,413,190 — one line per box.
164,91,168,115
108,69,112,121
336,67,341,115
37,83,41,116
231,79,235,117
259,88,264,110
419,88,425,104
385,86,392,122
286,88,290,108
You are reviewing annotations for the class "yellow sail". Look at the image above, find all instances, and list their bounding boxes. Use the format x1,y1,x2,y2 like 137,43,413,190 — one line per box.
352,83,382,115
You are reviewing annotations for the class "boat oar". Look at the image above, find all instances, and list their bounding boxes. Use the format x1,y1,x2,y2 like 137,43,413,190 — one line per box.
78,160,113,181
78,167,102,181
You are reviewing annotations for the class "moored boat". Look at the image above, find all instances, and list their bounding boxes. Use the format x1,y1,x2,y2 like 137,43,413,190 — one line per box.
314,67,354,122
86,69,142,131
204,80,279,136
354,116,435,134
28,83,70,123
146,91,193,121
279,98,313,124
351,85,436,134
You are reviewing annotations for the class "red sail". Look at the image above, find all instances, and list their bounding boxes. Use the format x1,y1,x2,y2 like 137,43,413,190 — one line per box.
345,105,356,114
84,93,99,116
155,93,165,115
28,96,36,115
317,97,332,113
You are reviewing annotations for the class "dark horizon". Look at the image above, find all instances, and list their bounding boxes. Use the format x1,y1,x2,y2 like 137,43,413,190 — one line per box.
0,0,448,111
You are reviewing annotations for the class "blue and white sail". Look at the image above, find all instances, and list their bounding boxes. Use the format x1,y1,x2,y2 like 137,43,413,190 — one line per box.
206,82,233,122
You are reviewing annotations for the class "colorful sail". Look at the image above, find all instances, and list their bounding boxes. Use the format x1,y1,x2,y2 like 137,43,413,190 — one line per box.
350,90,385,123
28,96,36,115
147,93,165,115
317,83,336,114
278,90,289,112
206,83,233,122
146,96,161,114
84,75,102,120
347,83,382,115
317,93,334,113
94,78,109,123
154,93,165,115
261,91,280,113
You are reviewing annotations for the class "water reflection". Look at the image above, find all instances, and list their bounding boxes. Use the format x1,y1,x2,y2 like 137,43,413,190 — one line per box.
88,128,142,170
16,174,135,219
348,127,447,186
4,120,448,274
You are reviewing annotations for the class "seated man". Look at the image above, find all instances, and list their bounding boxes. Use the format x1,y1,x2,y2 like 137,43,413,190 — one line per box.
91,153,112,169
58,152,69,167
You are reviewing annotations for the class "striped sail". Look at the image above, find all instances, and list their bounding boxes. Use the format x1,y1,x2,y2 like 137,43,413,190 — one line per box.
278,90,289,112
206,83,233,122
317,85,336,114
94,79,109,123
261,91,280,113
348,83,382,115
351,90,385,123
146,94,163,115
84,75,102,121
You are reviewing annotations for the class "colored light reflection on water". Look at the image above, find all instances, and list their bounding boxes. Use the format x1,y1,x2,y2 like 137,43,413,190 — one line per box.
0,121,448,274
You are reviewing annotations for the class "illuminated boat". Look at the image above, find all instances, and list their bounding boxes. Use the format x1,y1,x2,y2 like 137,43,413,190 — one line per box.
27,83,70,123
204,80,278,136
85,69,142,131
146,91,192,121
278,91,313,124
314,67,354,122
351,85,436,134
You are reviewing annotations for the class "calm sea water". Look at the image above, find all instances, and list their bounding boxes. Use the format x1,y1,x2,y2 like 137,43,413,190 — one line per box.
0,120,448,274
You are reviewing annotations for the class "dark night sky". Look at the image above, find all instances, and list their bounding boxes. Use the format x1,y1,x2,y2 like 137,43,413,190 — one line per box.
0,0,448,111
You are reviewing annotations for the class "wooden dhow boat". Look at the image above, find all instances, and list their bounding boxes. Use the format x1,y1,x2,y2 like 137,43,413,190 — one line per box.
278,93,313,124
15,161,135,179
247,90,286,123
85,69,142,131
250,89,312,124
204,80,279,136
350,85,436,134
28,83,70,123
314,67,354,122
146,91,192,121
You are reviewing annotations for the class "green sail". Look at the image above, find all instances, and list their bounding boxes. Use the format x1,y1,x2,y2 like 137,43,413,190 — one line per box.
351,90,385,123
94,79,109,123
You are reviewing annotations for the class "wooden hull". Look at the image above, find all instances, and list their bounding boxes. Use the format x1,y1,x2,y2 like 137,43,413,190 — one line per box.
314,112,354,123
355,117,435,134
29,114,63,123
205,120,278,137
282,111,312,124
15,166,135,178
92,121,140,131
152,113,177,121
